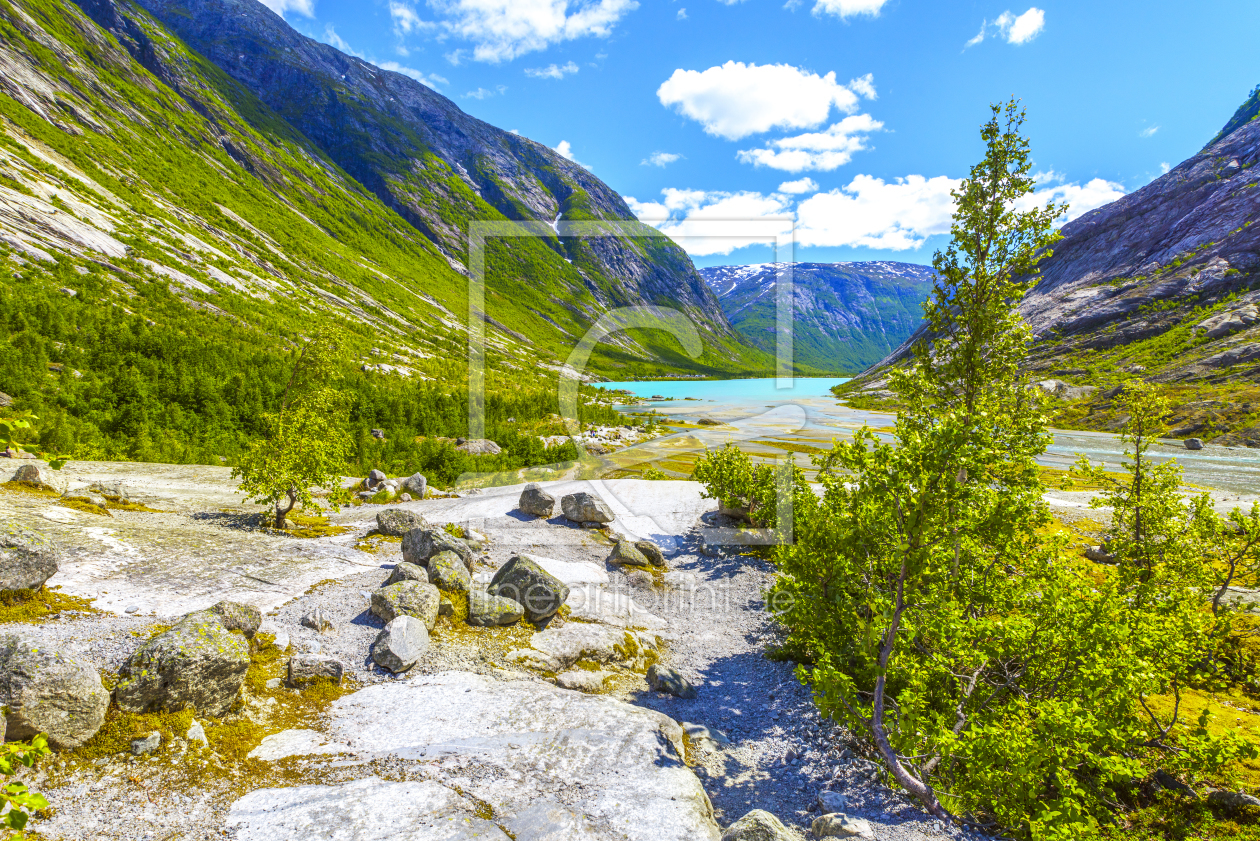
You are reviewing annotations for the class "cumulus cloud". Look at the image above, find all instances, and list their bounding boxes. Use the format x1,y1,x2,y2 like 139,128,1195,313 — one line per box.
737,113,883,172
377,62,448,87
1019,173,1125,222
795,174,960,249
554,140,592,168
258,0,315,17
389,1,432,35
322,25,362,56
429,0,639,63
657,62,875,141
626,188,794,256
810,0,891,19
965,7,1045,48
465,85,508,99
526,61,580,79
641,152,683,167
677,7,687,18
778,177,819,194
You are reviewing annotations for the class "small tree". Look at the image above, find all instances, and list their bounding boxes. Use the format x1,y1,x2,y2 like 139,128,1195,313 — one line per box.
1,413,70,470
233,329,353,529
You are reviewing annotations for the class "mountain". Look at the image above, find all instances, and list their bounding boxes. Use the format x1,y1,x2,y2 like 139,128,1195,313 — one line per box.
701,262,936,373
843,87,1260,443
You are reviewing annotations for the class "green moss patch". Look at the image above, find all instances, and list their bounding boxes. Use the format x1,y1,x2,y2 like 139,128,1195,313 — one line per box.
0,587,98,623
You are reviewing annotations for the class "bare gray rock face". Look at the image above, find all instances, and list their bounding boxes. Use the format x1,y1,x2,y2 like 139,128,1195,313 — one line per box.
371,581,441,630
371,616,429,674
0,525,59,592
561,491,615,524
401,528,473,570
287,654,344,688
518,483,556,518
456,438,501,455
0,635,109,749
61,489,110,511
488,556,569,622
555,669,611,693
510,624,660,673
467,590,524,627
115,612,251,717
427,551,471,594
722,809,801,841
376,508,426,537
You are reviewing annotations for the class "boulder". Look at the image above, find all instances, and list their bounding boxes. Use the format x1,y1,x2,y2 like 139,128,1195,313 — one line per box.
555,669,612,693
1085,545,1117,564
810,814,873,839
427,551,471,593
187,720,208,746
131,731,161,755
287,654,344,688
371,616,429,674
609,540,651,568
647,664,697,699
722,810,800,841
370,429,386,440
511,624,661,673
366,469,387,489
1186,438,1205,450
61,490,109,512
86,481,129,503
489,556,570,622
10,463,62,492
561,491,615,524
467,590,524,627
439,596,454,617
518,484,556,518
401,528,473,570
209,600,262,638
371,581,441,630
376,509,427,537
384,562,429,586
1207,790,1260,811
300,608,334,634
0,392,11,408
115,613,251,717
817,791,848,814
0,635,109,749
456,438,501,455
0,525,59,591
464,528,489,551
401,473,428,499
635,540,667,567
627,569,655,590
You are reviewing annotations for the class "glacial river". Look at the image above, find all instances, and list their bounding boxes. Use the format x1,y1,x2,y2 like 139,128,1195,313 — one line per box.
597,378,1260,496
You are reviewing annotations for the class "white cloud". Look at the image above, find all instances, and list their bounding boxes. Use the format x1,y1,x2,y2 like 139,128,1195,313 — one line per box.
1019,176,1125,222
259,0,315,17
657,62,875,140
1160,162,1171,174
810,0,891,19
641,151,683,167
626,188,794,256
322,25,361,56
389,2,432,35
429,0,639,63
377,62,448,87
965,7,1045,48
737,113,883,171
554,140,592,168
525,61,580,79
796,174,960,249
464,85,508,99
1140,125,1160,138
677,7,687,18
778,177,819,194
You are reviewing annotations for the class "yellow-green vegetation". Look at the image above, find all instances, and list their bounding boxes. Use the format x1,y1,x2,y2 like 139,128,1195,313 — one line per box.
354,534,402,553
442,523,468,539
0,481,58,499
279,515,350,540
55,498,110,517
0,587,97,624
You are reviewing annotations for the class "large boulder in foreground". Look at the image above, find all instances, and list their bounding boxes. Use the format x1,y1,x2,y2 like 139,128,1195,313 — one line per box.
371,581,441,630
518,483,556,518
560,491,614,524
488,556,569,623
376,509,427,537
371,616,429,674
0,635,109,749
401,528,473,570
0,525,59,592
115,612,251,717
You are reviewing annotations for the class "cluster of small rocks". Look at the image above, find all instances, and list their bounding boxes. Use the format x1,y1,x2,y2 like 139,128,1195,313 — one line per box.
354,469,426,502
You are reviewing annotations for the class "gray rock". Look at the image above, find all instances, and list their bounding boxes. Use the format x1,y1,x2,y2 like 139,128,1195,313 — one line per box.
401,528,473,570
555,669,611,693
401,472,428,499
187,720,208,746
627,569,655,590
634,540,667,567
367,469,387,489
1085,545,1117,564
427,551,472,593
131,731,161,756
439,596,454,617
647,664,696,699
0,525,59,591
300,608,334,634
816,791,848,814
61,490,109,510
518,483,556,518
1207,789,1260,811
370,429,386,440
0,635,109,749
467,590,524,627
0,392,11,408
561,491,615,524
86,481,129,503
510,624,661,673
609,540,651,568
456,438,501,455
489,556,570,622
376,508,427,537
287,654,345,688
371,616,429,674
371,581,442,630
209,601,262,638
464,528,489,551
384,562,429,586
399,493,411,502
10,463,61,492
810,814,873,839
722,809,800,841
1186,437,1205,450
115,613,251,717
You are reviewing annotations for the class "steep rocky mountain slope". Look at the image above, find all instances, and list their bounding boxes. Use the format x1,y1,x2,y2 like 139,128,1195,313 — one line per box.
843,89,1260,443
0,0,764,386
702,261,936,373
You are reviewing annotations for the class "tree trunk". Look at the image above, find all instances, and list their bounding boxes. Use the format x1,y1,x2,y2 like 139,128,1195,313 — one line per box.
275,487,297,530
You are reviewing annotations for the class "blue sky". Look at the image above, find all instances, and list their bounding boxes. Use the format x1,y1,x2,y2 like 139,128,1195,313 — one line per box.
264,0,1259,269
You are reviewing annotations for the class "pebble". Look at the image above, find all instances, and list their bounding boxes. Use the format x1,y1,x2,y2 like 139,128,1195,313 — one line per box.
124,605,139,614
